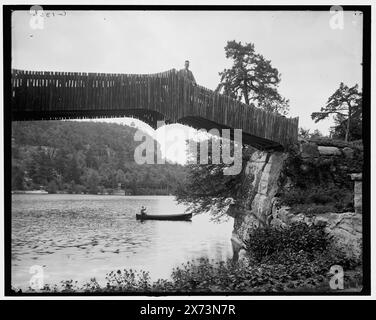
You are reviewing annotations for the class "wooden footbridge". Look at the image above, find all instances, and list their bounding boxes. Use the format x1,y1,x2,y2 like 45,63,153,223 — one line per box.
10,68,299,149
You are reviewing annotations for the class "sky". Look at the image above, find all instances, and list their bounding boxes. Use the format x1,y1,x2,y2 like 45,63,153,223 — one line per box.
11,9,363,163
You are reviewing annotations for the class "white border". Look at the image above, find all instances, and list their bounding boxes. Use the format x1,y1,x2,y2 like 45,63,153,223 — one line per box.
0,0,374,300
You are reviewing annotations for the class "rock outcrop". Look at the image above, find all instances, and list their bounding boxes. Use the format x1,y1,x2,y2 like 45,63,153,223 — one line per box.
351,173,362,214
271,204,362,259
229,150,287,250
229,139,363,261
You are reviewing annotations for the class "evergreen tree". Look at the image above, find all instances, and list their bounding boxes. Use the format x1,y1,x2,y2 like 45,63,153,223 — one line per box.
216,40,290,116
311,83,362,142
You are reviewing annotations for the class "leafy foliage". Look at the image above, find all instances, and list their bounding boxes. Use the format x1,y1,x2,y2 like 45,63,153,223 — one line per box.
24,251,361,293
298,128,324,140
331,99,362,141
11,121,187,194
244,222,330,263
280,187,354,214
175,139,254,219
278,143,362,213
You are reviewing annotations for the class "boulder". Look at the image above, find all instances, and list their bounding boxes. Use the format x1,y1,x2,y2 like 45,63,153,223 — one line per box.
318,146,342,156
350,173,362,181
318,212,362,259
272,208,362,260
300,142,319,159
342,147,355,159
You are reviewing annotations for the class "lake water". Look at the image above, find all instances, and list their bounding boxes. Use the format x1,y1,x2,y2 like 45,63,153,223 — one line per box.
11,194,234,290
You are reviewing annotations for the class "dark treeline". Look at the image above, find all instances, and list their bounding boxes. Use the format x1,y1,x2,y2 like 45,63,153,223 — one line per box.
11,121,187,195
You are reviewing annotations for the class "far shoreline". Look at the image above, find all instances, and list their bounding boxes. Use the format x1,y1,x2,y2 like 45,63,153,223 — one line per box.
11,190,175,196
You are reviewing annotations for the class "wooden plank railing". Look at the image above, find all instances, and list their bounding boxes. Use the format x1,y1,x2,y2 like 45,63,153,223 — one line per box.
11,68,299,148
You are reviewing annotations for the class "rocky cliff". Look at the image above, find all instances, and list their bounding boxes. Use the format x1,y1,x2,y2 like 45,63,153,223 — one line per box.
229,138,363,260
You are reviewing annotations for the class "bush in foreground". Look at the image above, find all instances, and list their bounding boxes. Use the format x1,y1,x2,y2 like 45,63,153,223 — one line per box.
244,222,330,263
21,251,361,293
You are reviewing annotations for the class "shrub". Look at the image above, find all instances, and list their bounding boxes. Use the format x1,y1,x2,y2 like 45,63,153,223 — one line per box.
244,222,330,262
280,189,309,206
29,250,361,293
308,192,333,205
81,278,101,292
279,186,354,213
105,269,152,292
288,203,338,215
279,139,362,214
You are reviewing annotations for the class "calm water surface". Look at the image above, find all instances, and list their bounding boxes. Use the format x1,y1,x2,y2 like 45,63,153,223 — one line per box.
12,194,233,289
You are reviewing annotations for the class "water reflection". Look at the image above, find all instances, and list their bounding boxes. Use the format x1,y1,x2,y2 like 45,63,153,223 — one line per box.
12,194,233,289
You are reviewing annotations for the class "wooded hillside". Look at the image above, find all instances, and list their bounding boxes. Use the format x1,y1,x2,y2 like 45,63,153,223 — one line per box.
11,121,187,195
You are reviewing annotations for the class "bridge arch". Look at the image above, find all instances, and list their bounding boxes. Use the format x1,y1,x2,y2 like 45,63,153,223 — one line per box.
177,116,284,150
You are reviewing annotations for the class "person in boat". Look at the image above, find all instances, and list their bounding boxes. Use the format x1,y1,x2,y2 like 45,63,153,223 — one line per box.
178,60,197,86
140,206,147,217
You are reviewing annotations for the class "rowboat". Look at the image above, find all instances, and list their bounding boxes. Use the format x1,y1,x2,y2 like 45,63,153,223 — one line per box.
136,213,192,221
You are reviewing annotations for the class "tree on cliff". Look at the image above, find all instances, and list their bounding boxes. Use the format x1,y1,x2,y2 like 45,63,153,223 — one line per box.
175,138,254,220
216,40,290,116
311,83,362,142
176,41,290,218
331,98,362,141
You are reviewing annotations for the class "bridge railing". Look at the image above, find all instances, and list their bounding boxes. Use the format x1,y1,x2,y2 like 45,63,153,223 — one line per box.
173,71,299,148
11,68,299,148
